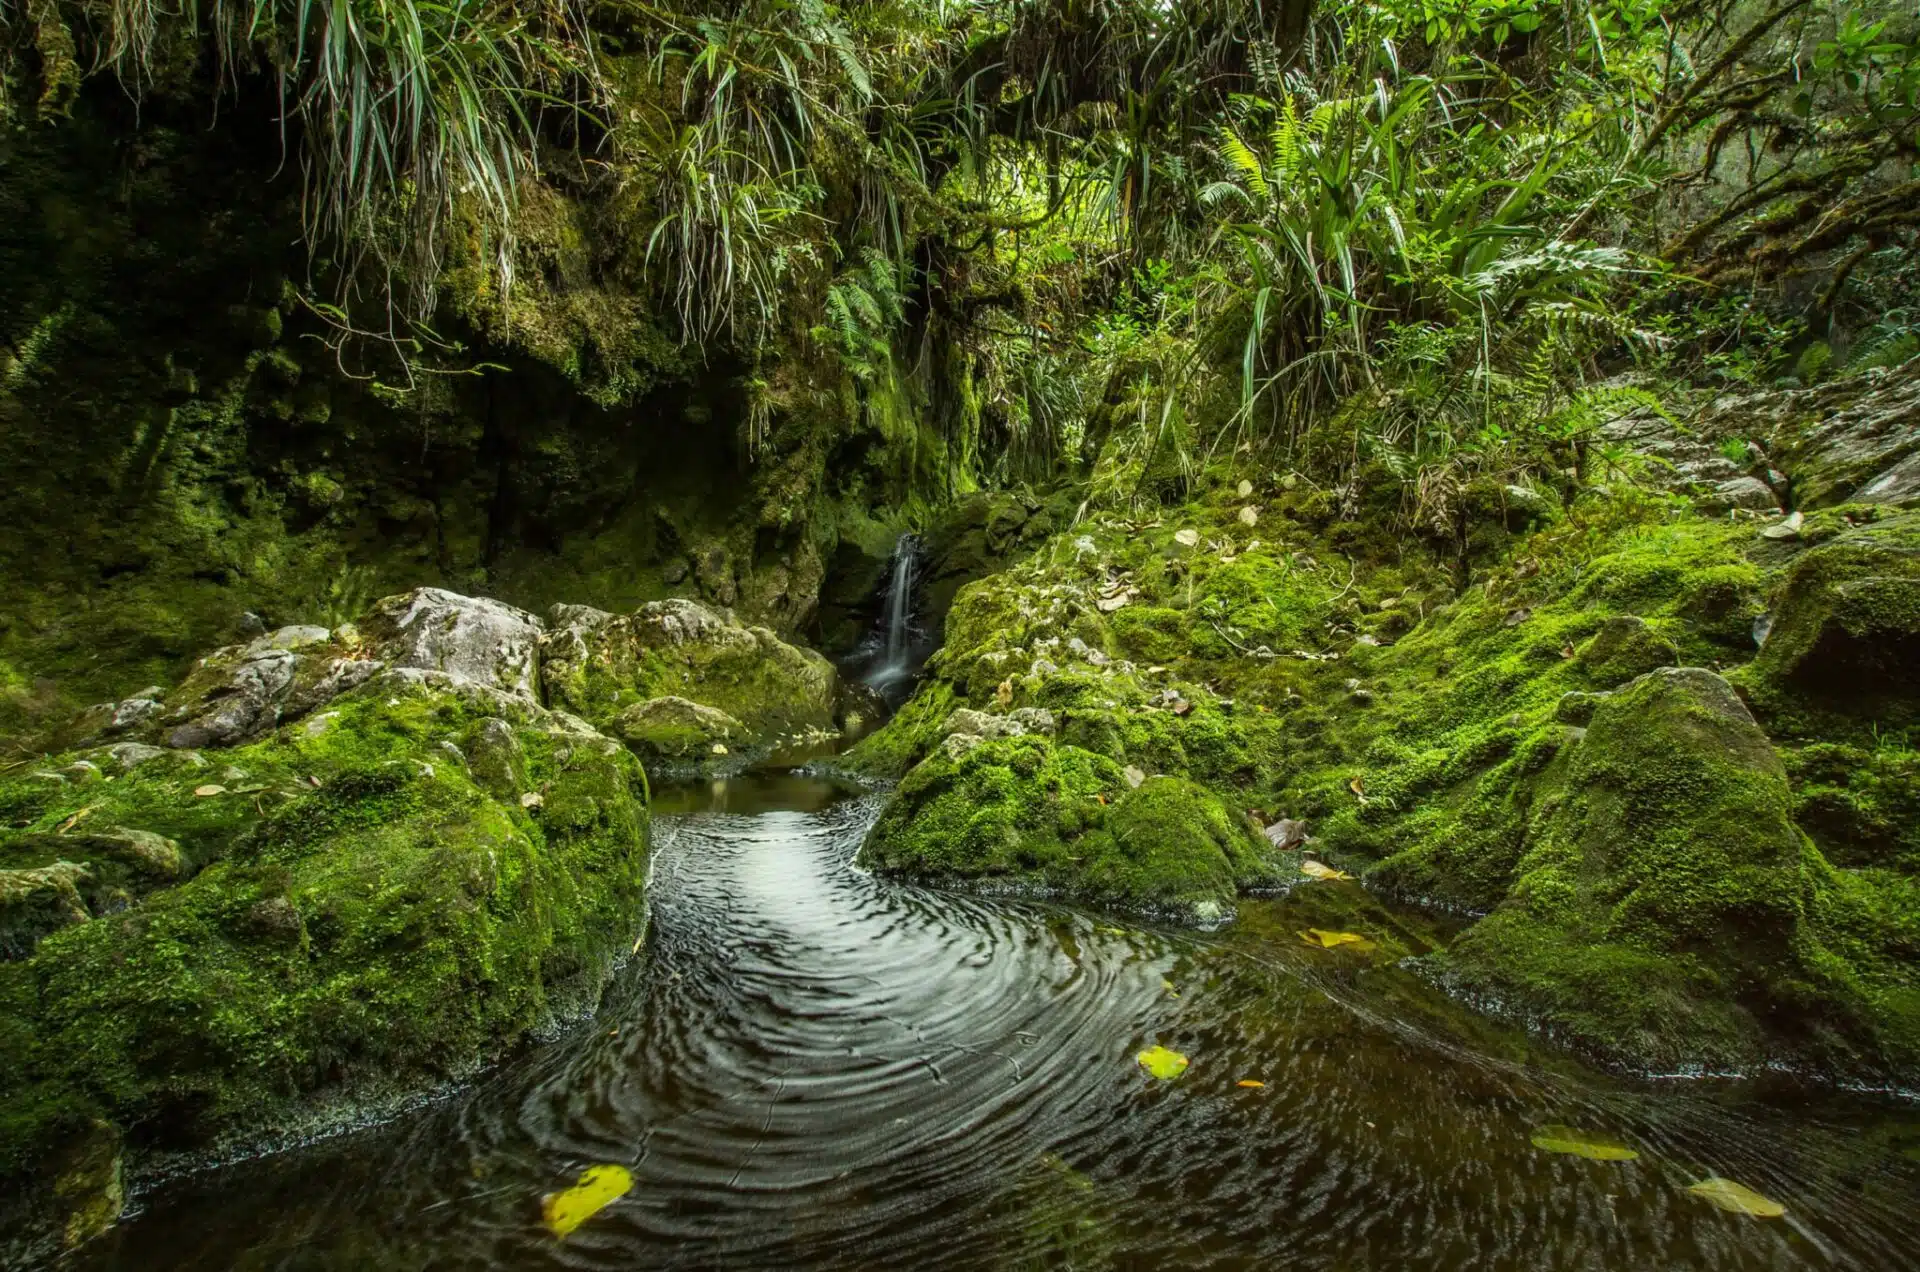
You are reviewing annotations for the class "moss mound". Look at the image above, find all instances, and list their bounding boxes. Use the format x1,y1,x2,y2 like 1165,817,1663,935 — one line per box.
0,668,649,1251
858,736,1276,922
543,599,837,742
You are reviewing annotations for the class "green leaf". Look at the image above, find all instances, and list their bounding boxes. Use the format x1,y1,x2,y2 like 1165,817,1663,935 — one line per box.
1136,1045,1190,1079
1530,1126,1640,1161
1688,1177,1786,1217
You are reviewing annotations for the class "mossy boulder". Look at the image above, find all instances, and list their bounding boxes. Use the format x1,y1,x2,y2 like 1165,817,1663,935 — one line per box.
1575,615,1678,687
614,696,747,762
0,668,650,1255
858,737,1276,923
1745,517,1920,728
542,599,836,741
1433,668,1904,1072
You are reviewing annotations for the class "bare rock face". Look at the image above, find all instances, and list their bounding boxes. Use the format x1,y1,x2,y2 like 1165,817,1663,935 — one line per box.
358,588,545,699
117,592,547,751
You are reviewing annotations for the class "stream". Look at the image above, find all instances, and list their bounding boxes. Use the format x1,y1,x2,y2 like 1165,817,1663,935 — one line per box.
74,769,1920,1270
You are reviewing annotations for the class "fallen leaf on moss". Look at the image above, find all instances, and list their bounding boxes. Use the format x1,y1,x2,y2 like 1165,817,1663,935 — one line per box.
1237,1079,1266,1089
1137,1045,1189,1079
1161,978,1179,997
1529,1126,1640,1161
1237,479,1253,497
1299,860,1351,881
542,1163,633,1238
520,792,545,809
1238,506,1259,526
1174,528,1200,547
1348,777,1366,801
57,807,97,834
1687,1177,1785,1217
1297,928,1373,951
193,784,227,798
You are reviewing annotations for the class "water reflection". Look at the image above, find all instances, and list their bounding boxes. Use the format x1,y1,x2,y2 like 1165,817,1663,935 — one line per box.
77,776,1920,1270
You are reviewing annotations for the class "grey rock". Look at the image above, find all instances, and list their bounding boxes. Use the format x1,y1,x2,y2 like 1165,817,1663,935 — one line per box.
1707,476,1779,511
362,588,544,699
244,625,332,656
102,742,167,772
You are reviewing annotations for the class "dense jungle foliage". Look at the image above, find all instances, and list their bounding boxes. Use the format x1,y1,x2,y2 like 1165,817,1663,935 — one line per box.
6,0,1916,494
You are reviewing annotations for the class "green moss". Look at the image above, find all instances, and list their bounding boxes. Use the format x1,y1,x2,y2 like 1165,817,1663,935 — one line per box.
0,677,649,1188
858,736,1274,922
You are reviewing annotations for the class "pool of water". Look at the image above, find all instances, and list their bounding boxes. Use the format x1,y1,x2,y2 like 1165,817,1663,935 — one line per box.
76,771,1920,1269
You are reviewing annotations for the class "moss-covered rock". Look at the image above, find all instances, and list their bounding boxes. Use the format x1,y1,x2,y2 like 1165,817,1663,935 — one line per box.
614,695,747,762
542,599,836,741
0,659,650,1254
1744,516,1920,730
1432,668,1909,1073
857,736,1277,923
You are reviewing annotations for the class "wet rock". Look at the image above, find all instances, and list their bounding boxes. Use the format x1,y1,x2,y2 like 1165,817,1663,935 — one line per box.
1577,615,1679,687
242,895,306,943
833,679,889,737
615,696,746,761
861,735,1277,924
1,862,93,959
50,1119,124,1250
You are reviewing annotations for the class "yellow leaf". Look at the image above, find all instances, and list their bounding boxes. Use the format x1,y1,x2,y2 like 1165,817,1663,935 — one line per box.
1136,1045,1189,1080
1688,1177,1785,1217
193,784,227,798
1237,1079,1266,1089
1297,928,1373,951
1299,859,1352,881
542,1163,634,1239
1161,978,1179,997
56,806,97,834
1529,1125,1640,1161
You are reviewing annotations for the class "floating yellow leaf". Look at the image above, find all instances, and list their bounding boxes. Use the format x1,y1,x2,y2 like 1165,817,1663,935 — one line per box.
1299,860,1352,882
1136,1045,1189,1080
542,1163,634,1238
1529,1125,1640,1161
1297,928,1373,951
193,784,226,798
1237,1079,1266,1089
1688,1177,1785,1217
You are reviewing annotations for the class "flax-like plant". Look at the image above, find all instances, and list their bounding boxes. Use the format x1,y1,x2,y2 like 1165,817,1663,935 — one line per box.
14,0,604,317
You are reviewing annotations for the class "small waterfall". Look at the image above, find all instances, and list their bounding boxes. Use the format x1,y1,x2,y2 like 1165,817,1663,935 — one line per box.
863,533,921,696
882,533,917,666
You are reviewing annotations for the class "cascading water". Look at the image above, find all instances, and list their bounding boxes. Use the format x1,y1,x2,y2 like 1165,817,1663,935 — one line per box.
863,533,922,700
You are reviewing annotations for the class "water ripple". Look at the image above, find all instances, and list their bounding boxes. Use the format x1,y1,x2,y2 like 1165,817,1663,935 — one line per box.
78,775,1920,1271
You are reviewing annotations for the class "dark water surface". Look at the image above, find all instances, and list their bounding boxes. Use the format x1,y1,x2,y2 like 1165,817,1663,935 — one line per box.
79,772,1920,1270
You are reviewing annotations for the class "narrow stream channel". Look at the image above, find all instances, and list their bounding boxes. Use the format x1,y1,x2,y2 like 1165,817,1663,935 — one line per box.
76,771,1920,1270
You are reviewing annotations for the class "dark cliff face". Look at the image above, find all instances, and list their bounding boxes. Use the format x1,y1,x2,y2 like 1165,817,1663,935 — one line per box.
0,85,929,748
